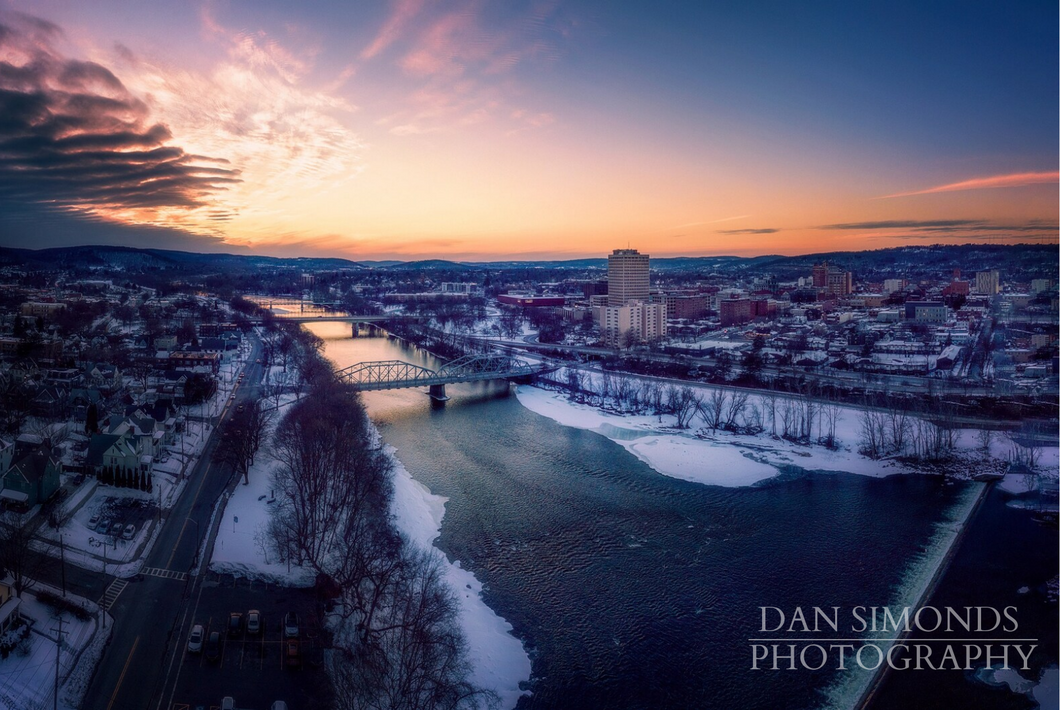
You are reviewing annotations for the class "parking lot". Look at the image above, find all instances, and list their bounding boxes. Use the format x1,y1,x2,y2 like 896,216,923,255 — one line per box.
169,572,333,710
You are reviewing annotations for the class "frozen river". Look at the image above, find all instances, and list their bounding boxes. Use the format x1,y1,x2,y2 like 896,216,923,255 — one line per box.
309,323,1054,710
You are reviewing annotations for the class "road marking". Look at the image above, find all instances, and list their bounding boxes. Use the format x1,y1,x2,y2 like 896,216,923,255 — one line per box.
99,579,128,609
106,635,140,710
142,567,188,581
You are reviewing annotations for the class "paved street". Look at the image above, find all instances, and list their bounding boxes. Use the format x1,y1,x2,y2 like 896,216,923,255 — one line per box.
76,334,297,710
162,572,332,710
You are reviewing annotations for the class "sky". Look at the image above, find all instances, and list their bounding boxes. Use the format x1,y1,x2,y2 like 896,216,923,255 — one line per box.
0,0,1056,261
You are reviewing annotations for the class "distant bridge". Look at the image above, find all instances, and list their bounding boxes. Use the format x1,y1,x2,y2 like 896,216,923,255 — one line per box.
336,353,556,400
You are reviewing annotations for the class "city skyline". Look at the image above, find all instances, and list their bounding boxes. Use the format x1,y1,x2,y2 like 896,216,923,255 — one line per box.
0,1,1056,260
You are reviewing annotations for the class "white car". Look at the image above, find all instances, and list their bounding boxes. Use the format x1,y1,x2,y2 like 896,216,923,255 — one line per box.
122,524,136,540
188,624,204,653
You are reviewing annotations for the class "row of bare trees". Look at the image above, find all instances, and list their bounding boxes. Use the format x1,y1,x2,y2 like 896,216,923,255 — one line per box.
558,368,848,447
263,334,493,710
857,407,959,462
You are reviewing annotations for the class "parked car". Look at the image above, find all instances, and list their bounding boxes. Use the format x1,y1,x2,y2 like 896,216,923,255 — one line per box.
271,702,288,710
283,612,299,638
122,524,136,540
109,522,123,536
246,609,261,635
187,624,204,653
228,612,243,637
88,512,100,528
205,631,221,662
285,638,300,668
95,519,110,534
221,698,235,710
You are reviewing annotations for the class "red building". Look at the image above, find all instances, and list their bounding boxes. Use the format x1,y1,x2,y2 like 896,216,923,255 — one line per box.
498,293,566,307
719,299,753,326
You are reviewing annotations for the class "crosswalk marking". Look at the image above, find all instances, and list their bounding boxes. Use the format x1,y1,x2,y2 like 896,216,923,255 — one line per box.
142,567,188,581
100,579,128,609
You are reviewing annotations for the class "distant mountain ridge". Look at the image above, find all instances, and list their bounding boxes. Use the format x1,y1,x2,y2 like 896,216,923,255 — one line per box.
0,242,1054,280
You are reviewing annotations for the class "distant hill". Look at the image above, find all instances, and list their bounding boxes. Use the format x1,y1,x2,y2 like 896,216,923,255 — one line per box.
0,242,1054,281
0,245,366,273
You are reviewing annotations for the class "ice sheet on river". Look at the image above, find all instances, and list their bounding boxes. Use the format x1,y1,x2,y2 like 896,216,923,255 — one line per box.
516,385,915,488
387,444,532,709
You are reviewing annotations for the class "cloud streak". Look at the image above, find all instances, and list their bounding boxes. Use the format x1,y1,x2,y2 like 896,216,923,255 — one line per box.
0,11,237,222
878,171,1059,198
717,228,778,235
821,219,1057,234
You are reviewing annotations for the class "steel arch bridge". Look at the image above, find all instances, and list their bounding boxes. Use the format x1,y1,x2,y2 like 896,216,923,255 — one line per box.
336,353,554,397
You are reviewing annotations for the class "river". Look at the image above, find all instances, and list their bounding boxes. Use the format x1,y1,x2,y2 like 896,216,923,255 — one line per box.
307,323,1057,710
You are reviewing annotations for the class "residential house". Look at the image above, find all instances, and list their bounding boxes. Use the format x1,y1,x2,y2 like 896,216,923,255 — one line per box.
1,435,62,508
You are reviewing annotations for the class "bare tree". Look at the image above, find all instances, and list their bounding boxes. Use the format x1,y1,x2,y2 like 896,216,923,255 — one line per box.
822,402,842,449
705,390,728,431
0,512,47,597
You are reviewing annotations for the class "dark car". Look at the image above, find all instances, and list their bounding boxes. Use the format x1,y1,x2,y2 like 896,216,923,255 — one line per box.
205,631,221,662
285,638,300,668
228,612,243,637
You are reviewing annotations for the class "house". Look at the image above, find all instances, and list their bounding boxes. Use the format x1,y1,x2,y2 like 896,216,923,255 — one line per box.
1,435,62,508
31,385,68,418
0,576,21,627
86,432,146,477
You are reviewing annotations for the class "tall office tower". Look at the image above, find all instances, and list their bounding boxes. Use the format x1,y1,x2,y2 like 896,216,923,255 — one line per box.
607,248,650,306
975,270,1000,295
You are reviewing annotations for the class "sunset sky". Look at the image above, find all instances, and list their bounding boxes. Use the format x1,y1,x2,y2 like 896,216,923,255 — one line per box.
0,0,1056,260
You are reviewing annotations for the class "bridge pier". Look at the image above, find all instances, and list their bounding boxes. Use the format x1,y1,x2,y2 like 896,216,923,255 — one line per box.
428,384,449,402
351,323,359,337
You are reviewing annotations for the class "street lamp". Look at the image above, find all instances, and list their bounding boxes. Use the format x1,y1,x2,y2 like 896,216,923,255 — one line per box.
185,517,200,567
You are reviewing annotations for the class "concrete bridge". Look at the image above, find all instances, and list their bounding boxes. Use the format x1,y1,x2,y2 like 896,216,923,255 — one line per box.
336,353,556,400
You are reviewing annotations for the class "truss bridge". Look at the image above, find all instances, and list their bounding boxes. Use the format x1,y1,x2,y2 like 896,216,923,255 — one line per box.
336,354,555,400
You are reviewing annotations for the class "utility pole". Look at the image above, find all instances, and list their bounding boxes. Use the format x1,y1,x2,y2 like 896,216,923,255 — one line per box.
101,544,107,629
51,616,65,710
59,535,66,598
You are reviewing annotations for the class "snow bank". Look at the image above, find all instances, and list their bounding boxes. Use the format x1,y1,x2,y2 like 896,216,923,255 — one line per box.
210,395,315,586
516,386,915,488
387,444,531,709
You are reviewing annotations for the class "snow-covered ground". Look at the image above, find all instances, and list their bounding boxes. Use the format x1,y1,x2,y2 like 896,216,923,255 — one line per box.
516,385,914,487
208,391,531,707
210,394,313,586
387,444,531,709
515,382,1059,489
0,582,111,710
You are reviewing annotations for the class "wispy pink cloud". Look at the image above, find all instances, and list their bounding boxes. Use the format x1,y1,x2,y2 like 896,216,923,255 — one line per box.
361,0,426,60
879,171,1059,199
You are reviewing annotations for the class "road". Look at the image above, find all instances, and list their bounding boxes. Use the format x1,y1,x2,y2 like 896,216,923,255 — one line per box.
81,334,268,710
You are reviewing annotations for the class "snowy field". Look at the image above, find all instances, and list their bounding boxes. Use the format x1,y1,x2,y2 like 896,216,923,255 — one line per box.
0,583,111,710
516,383,1059,489
516,385,913,487
210,393,313,586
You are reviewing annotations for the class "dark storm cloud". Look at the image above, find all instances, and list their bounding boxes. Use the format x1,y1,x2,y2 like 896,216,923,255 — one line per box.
0,13,238,216
820,219,1058,235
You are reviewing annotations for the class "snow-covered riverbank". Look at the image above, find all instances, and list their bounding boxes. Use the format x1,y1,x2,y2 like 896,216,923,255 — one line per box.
516,385,916,487
388,444,532,709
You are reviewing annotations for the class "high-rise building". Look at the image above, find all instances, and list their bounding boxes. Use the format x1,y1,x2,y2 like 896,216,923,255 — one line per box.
598,300,667,347
825,270,853,297
812,262,853,296
976,270,1000,295
607,249,650,306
